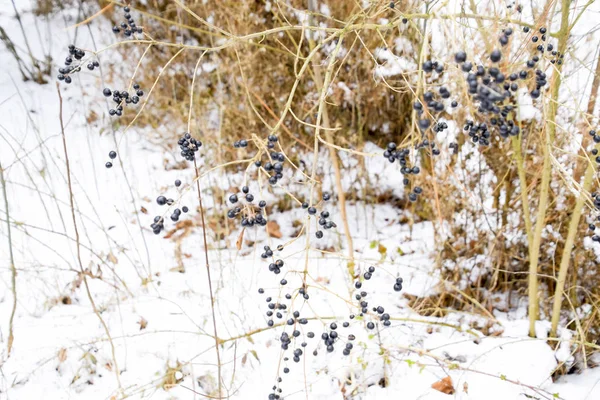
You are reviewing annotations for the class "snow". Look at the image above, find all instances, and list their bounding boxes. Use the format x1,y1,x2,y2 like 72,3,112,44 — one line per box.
0,2,600,400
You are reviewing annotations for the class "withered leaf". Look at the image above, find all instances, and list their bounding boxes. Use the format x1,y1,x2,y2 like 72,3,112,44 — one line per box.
266,220,282,238
432,376,454,394
236,228,245,251
107,253,118,264
58,348,67,363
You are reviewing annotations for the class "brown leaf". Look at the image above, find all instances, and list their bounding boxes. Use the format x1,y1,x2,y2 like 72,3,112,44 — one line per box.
432,376,454,394
107,253,118,264
462,382,469,393
242,353,248,366
138,317,148,330
140,206,148,214
266,220,282,238
236,228,245,251
315,276,331,284
58,348,68,363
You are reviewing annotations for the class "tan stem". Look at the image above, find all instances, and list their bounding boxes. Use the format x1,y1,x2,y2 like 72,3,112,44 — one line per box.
550,48,600,338
528,0,572,337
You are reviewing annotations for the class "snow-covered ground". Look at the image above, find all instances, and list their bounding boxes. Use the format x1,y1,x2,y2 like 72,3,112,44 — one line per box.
1,1,600,399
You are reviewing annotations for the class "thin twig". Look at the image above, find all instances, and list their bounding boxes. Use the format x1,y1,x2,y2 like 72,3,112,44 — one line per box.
193,157,223,398
0,160,17,357
56,83,123,393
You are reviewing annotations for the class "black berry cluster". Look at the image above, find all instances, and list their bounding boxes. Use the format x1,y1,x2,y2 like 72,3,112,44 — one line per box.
233,139,249,148
301,193,335,239
383,142,422,191
103,84,144,117
105,150,117,168
57,45,97,84
112,6,143,37
422,59,445,74
227,186,268,227
177,132,202,161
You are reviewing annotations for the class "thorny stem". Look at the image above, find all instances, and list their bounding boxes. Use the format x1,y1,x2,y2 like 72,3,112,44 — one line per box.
550,48,600,338
193,158,223,399
0,161,17,357
528,0,572,337
56,84,122,393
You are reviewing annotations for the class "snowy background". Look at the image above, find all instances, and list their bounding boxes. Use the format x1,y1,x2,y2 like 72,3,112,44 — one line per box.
1,0,600,399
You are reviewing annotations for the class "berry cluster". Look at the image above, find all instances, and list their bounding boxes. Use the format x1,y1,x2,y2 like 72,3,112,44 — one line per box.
103,85,144,117
300,193,335,238
452,43,539,145
383,142,425,196
498,27,513,46
112,6,143,37
255,147,286,185
261,244,284,258
105,150,117,169
590,191,600,242
177,132,202,161
150,194,190,234
233,139,249,148
267,259,285,275
422,59,445,74
57,45,96,84
150,215,165,235
227,186,268,227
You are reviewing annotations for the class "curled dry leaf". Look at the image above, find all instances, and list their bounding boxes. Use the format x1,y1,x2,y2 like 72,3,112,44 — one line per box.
266,220,282,238
138,317,148,330
58,348,67,363
432,376,454,394
107,252,118,264
236,228,245,251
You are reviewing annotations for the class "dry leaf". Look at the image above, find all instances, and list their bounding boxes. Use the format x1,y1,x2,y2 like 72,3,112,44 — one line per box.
107,253,118,264
58,348,68,363
432,376,454,394
463,382,469,393
236,228,245,251
315,276,331,284
140,206,148,214
242,353,248,366
266,220,282,238
138,317,148,330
